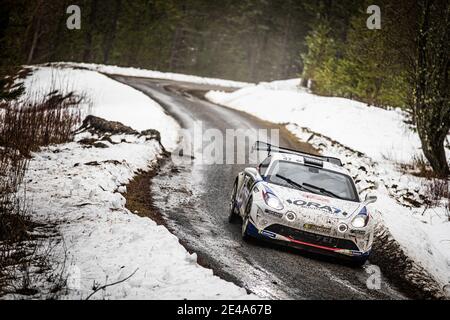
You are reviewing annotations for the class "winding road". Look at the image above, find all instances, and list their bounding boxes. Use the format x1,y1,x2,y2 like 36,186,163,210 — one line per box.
114,75,407,300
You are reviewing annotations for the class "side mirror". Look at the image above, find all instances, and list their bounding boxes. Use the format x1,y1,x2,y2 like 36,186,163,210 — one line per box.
364,192,377,205
244,167,262,181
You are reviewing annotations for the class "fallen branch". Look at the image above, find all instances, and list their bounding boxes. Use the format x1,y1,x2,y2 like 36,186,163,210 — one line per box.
85,268,139,300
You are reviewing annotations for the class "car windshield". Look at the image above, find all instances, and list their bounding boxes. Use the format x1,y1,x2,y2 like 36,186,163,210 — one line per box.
266,160,359,202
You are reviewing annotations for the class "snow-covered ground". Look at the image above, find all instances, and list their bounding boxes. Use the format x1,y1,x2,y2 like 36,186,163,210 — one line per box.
23,67,180,150
8,66,253,299
49,62,253,89
207,82,441,164
206,81,450,297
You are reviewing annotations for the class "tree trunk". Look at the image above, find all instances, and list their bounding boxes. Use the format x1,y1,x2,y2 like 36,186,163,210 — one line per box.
27,16,41,64
414,0,450,177
83,0,99,62
0,3,11,41
248,31,261,81
419,127,450,177
26,0,44,64
279,9,292,79
169,25,182,71
50,0,70,61
103,0,122,64
299,77,308,88
169,4,187,72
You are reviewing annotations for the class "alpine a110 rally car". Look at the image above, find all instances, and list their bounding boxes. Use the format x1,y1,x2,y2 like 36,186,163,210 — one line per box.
229,141,377,266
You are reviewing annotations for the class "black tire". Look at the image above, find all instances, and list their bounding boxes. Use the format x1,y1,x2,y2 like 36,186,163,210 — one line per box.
241,196,253,241
242,214,250,242
228,182,239,223
349,257,369,268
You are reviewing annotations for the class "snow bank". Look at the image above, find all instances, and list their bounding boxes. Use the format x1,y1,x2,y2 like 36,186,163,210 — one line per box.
206,80,444,164
25,135,251,299
14,67,253,299
50,62,252,89
24,67,180,151
207,80,450,297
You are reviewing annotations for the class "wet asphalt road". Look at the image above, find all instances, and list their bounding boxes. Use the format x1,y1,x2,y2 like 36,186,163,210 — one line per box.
114,75,407,300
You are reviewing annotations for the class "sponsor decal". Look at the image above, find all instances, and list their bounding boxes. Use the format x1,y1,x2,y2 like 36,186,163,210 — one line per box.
264,209,283,218
303,223,331,234
350,229,366,236
260,230,277,239
335,249,354,256
304,157,323,167
287,199,349,216
303,193,330,203
335,249,367,257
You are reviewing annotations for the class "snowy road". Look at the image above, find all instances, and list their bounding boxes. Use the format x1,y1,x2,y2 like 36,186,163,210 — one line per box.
114,76,407,300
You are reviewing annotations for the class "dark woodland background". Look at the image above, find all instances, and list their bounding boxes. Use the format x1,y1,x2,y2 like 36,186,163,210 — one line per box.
0,0,449,175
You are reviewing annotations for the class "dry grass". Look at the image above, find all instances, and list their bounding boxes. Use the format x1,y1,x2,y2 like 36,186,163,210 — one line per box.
411,154,436,178
396,154,449,218
0,72,87,297
424,178,450,220
0,92,82,158
397,154,440,179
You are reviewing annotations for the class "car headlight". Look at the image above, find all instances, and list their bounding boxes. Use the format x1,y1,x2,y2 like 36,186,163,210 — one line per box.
352,215,368,228
263,190,284,210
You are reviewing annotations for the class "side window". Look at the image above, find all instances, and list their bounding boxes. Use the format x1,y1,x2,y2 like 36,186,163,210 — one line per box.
259,156,271,176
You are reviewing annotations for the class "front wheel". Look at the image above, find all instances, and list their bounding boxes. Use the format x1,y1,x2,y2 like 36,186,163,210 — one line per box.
228,182,239,223
349,256,369,268
242,214,250,241
241,196,253,241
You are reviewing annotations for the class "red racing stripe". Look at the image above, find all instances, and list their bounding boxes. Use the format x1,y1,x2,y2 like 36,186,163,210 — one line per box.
287,237,340,252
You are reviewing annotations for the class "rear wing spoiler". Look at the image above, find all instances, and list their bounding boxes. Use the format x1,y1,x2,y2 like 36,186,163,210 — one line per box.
253,141,343,167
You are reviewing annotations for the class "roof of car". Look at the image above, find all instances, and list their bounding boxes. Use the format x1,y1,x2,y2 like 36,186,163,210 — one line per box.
268,152,351,176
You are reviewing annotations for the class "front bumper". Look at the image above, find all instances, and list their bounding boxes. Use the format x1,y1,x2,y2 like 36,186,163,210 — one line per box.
246,220,371,259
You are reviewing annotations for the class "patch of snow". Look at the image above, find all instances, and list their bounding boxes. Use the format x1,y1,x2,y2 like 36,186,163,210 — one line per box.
206,83,450,164
24,66,180,151
24,137,252,299
22,136,253,299
49,62,253,89
258,78,305,91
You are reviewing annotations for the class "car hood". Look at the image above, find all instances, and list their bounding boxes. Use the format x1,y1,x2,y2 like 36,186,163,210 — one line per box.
265,183,363,220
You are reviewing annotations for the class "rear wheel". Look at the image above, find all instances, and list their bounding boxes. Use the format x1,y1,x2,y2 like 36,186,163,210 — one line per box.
228,182,239,223
241,196,253,241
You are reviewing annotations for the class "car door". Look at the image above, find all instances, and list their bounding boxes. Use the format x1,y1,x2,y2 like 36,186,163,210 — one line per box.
239,174,255,216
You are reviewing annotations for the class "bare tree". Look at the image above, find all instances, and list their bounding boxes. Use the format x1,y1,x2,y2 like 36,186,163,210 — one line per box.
26,0,44,64
413,0,450,177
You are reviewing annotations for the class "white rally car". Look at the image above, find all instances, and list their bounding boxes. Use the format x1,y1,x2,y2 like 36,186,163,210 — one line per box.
229,141,377,266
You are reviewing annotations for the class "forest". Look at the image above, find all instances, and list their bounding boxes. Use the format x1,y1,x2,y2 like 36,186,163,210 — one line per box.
0,0,449,175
